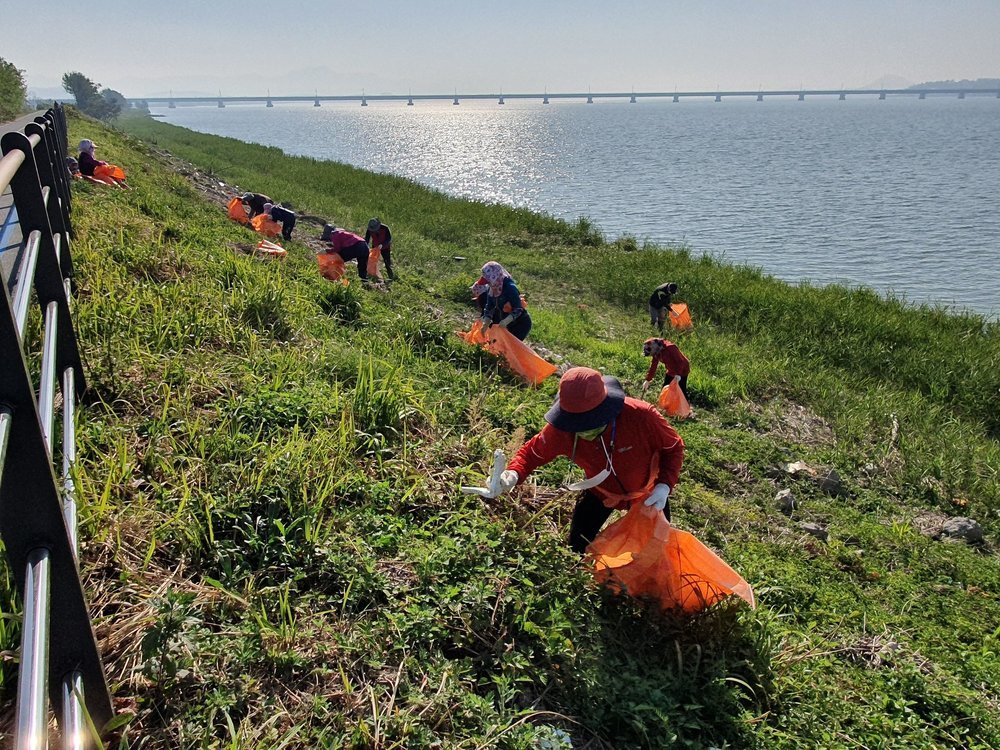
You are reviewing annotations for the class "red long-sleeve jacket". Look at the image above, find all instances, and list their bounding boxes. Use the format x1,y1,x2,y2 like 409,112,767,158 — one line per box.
508,398,684,509
645,340,690,381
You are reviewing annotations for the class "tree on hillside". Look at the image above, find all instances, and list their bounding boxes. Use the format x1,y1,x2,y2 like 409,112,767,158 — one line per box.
0,57,28,122
62,71,122,121
102,88,127,114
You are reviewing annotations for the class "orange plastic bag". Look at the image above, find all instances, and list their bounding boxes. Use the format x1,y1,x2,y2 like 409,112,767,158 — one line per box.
255,239,287,257
455,322,556,385
657,381,692,419
251,213,282,237
367,245,382,277
455,320,489,346
317,253,349,285
227,197,250,225
485,325,557,385
94,163,126,181
669,303,693,330
588,503,755,614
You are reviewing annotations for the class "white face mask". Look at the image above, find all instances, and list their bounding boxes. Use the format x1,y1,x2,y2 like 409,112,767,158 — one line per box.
566,466,612,491
564,427,615,491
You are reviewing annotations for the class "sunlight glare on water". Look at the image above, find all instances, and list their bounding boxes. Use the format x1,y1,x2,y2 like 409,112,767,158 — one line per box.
159,97,1000,318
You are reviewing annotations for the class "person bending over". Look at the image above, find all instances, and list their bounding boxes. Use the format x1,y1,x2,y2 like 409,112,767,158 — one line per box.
262,202,296,241
641,337,690,398
241,192,273,218
475,261,532,341
648,282,678,332
364,218,395,279
471,366,684,553
324,226,372,280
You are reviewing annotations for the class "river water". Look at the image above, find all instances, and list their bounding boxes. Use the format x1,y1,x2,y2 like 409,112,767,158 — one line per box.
154,97,1000,318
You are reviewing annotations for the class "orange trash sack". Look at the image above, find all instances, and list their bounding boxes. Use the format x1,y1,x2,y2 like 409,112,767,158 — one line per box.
93,163,127,182
455,319,489,346
251,213,282,238
669,302,693,331
486,325,557,386
227,197,250,225
367,245,382,278
657,381,692,419
316,252,349,286
587,502,755,614
454,322,557,385
255,239,287,258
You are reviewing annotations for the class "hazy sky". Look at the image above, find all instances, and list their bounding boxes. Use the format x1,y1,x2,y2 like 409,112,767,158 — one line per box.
8,1,1000,97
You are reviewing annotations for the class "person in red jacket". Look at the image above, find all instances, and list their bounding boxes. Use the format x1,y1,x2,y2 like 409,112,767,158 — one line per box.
476,366,684,553
641,337,691,398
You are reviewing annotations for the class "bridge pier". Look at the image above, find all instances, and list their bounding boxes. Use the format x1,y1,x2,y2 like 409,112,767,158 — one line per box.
498,95,504,104
878,91,886,100
673,95,679,103
756,93,764,102
714,94,722,102
168,100,176,109
407,97,413,105
630,94,636,103
918,92,926,100
839,92,846,100
266,98,273,108
217,99,225,108
314,98,321,107
797,93,805,101
453,96,459,105
586,95,593,103
958,91,965,99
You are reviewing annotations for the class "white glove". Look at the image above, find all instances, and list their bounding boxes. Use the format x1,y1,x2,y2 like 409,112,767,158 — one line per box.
641,379,652,393
672,375,681,385
461,452,516,498
479,317,492,334
644,483,671,511
498,470,519,493
498,314,515,328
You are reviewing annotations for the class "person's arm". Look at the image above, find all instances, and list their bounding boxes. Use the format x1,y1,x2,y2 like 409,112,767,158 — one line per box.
382,226,392,246
497,281,524,324
645,358,659,382
507,425,569,483
364,229,373,245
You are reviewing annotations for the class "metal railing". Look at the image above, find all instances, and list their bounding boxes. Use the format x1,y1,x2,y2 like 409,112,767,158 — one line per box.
0,106,112,749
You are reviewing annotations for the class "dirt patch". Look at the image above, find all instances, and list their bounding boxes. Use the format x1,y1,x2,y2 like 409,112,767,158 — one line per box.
747,399,836,449
149,146,332,257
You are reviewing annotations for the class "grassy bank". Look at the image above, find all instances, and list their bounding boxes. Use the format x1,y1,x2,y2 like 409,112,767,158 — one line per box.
1,110,997,749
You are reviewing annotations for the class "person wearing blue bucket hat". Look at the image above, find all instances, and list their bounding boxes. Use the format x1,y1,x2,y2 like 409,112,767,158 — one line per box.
475,366,685,553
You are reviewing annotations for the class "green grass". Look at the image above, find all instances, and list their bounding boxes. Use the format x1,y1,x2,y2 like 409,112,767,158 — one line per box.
0,109,997,749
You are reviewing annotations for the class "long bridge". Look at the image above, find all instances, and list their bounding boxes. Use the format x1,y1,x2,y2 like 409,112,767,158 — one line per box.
135,87,1000,108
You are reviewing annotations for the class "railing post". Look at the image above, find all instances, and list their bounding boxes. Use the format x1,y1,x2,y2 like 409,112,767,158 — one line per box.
26,119,75,282
0,111,112,747
1,130,85,401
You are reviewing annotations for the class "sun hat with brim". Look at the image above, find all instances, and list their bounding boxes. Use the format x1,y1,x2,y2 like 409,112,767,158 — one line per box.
545,367,626,432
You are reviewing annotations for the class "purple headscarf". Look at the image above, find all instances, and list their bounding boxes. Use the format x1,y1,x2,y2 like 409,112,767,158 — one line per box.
480,261,513,297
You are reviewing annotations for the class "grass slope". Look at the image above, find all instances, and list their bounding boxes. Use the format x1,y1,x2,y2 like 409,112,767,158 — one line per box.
1,110,998,749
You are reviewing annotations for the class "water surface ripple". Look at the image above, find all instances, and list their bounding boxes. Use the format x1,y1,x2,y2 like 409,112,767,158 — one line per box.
159,98,999,318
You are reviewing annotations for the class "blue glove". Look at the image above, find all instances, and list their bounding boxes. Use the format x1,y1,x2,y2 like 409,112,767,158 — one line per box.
644,483,671,511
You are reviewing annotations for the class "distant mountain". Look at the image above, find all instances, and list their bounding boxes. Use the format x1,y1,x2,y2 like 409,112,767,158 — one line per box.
910,78,1000,90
